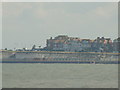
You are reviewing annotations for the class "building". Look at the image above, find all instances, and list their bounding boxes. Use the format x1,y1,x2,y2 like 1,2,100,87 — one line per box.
91,37,113,52
113,37,120,53
46,35,92,52
46,35,68,51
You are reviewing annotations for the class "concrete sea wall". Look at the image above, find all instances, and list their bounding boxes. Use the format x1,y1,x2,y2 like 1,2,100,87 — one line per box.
1,51,119,63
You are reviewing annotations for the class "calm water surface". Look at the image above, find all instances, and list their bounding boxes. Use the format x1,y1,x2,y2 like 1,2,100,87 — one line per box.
2,63,118,88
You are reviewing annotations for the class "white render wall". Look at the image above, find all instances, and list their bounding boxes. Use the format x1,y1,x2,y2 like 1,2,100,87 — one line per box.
15,51,118,61
2,51,14,59
15,52,78,59
15,52,70,59
15,52,45,59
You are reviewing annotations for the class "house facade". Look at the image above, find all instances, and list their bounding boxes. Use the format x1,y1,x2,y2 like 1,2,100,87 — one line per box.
46,35,92,52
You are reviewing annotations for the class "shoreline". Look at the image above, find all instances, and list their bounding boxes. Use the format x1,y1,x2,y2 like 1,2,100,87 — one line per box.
1,60,119,64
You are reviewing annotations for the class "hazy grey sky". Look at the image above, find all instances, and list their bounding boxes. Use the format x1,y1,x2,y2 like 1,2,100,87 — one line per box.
2,2,118,49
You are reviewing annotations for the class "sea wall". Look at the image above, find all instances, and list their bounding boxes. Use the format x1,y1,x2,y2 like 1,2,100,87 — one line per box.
15,51,119,62
1,51,119,63
0,51,14,59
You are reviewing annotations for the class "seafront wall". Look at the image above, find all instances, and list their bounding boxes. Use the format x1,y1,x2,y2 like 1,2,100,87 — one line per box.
15,51,119,61
1,51,119,63
0,51,14,59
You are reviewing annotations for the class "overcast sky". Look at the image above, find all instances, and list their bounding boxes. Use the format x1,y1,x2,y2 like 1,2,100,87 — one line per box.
2,2,118,49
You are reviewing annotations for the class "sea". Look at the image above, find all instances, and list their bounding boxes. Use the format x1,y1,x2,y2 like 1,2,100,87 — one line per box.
2,63,118,88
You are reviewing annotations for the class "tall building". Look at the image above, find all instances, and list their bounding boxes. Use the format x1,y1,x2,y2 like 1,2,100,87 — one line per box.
46,35,92,52
46,35,68,51
113,37,120,53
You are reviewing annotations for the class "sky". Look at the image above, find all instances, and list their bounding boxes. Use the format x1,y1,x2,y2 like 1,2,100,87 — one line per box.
2,2,118,49
0,2,1,50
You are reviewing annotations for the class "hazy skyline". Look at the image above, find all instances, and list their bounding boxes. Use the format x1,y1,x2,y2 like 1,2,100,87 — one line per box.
2,2,118,49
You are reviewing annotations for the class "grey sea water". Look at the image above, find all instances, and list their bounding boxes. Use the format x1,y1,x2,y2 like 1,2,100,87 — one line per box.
2,63,118,88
